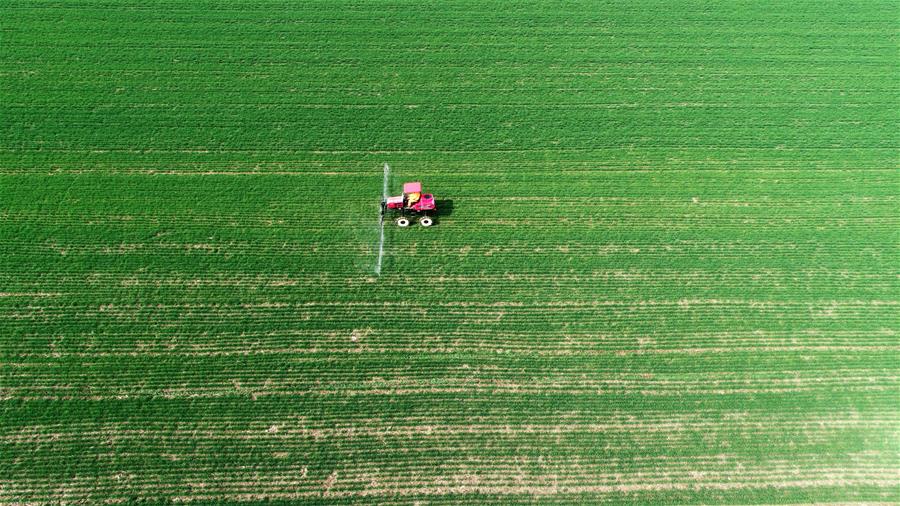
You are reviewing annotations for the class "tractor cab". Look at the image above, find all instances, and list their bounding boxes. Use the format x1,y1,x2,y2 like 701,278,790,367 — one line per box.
382,181,437,226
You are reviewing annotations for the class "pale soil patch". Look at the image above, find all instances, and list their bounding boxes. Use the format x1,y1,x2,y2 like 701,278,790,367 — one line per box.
268,279,298,287
350,328,372,343
100,243,144,254
323,471,338,496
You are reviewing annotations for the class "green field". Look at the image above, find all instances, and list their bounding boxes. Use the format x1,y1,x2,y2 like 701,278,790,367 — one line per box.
2,1,899,503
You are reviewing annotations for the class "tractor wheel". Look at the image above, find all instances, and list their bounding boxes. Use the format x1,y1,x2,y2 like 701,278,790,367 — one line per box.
419,217,434,227
396,217,410,227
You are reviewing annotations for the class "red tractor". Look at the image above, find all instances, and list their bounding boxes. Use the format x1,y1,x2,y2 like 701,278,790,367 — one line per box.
381,181,436,227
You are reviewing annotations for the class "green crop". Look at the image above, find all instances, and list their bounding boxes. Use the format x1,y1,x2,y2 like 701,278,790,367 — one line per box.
1,0,898,503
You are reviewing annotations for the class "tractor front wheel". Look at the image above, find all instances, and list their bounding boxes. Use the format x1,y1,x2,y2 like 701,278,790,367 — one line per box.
396,217,411,227
419,217,433,227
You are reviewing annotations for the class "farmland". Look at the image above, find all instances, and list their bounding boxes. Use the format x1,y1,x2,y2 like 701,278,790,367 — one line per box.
1,0,898,503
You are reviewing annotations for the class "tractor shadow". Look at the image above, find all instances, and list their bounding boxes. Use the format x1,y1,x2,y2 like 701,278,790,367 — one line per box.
434,199,454,223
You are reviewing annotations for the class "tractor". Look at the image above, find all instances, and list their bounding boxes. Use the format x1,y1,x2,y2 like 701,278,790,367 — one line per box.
381,181,436,227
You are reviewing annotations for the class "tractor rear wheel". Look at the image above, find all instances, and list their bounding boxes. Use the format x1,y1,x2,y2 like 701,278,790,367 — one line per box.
396,217,411,227
419,217,433,227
